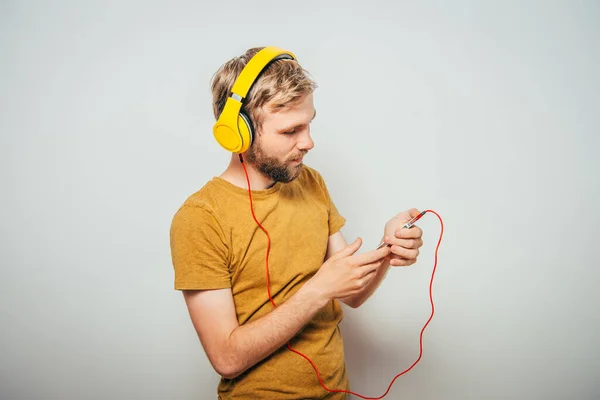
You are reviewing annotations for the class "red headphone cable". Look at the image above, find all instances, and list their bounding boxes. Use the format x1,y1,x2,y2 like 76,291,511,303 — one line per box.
239,154,444,399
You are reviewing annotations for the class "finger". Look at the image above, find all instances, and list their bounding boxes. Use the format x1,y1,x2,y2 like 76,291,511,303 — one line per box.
332,237,363,260
363,268,378,284
408,208,421,218
395,225,423,239
389,257,416,267
353,272,376,293
389,245,419,259
356,260,384,278
394,208,420,220
351,245,391,266
354,266,380,290
384,236,423,249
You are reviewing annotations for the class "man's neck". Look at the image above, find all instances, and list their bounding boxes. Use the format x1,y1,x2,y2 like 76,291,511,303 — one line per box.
219,154,276,191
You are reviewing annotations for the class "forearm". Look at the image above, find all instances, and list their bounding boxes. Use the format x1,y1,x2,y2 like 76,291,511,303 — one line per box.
225,282,328,378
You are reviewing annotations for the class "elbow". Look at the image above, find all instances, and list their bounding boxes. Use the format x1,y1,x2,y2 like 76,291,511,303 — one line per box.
215,363,242,380
341,297,362,309
206,332,246,379
212,354,243,380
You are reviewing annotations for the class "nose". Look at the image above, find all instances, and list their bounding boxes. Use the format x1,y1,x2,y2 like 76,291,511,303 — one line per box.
297,126,314,151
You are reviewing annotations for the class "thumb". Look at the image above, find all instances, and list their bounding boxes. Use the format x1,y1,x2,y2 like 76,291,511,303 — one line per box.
332,237,363,260
408,208,421,219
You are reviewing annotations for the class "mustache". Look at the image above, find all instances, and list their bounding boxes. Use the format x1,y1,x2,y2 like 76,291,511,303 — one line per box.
288,151,308,161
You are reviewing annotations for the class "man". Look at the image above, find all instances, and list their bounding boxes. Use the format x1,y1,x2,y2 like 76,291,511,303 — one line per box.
170,46,424,399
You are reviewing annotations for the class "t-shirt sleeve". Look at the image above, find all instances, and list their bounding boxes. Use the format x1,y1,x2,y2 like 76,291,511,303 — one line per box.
328,195,346,235
169,204,231,290
313,170,346,236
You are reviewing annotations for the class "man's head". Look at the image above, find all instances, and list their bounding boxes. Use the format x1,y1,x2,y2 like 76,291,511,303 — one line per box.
211,47,318,183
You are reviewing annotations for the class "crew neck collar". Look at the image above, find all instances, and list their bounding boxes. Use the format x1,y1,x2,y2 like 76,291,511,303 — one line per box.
211,176,283,198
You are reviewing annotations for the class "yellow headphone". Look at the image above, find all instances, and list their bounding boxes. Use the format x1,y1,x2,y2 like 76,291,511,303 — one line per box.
213,46,297,153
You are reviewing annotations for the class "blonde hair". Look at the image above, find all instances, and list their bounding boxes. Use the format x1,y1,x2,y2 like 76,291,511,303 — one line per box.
210,47,317,134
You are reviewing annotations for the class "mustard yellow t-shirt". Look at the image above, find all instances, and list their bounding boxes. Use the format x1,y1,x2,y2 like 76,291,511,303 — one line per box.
170,164,349,399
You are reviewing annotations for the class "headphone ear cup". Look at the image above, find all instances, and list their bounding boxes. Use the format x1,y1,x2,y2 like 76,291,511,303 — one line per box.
238,112,254,152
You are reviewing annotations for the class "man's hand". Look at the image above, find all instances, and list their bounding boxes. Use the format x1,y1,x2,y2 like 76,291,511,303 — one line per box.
382,208,424,267
307,238,391,302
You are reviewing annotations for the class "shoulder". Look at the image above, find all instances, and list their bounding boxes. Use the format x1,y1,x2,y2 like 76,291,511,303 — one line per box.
170,181,225,235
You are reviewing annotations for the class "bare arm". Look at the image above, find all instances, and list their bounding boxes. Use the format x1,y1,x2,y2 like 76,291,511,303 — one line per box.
183,236,389,379
182,282,328,379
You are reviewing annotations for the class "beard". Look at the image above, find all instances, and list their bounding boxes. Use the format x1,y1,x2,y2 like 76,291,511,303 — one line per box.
245,138,305,184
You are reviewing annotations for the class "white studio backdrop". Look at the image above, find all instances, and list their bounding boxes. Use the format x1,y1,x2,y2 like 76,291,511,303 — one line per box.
1,1,599,399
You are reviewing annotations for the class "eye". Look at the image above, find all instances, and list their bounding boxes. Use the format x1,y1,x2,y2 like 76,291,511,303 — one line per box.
283,129,297,135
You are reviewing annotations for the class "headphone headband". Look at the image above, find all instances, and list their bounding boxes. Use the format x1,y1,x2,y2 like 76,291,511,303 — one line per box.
213,46,297,153
231,47,296,99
